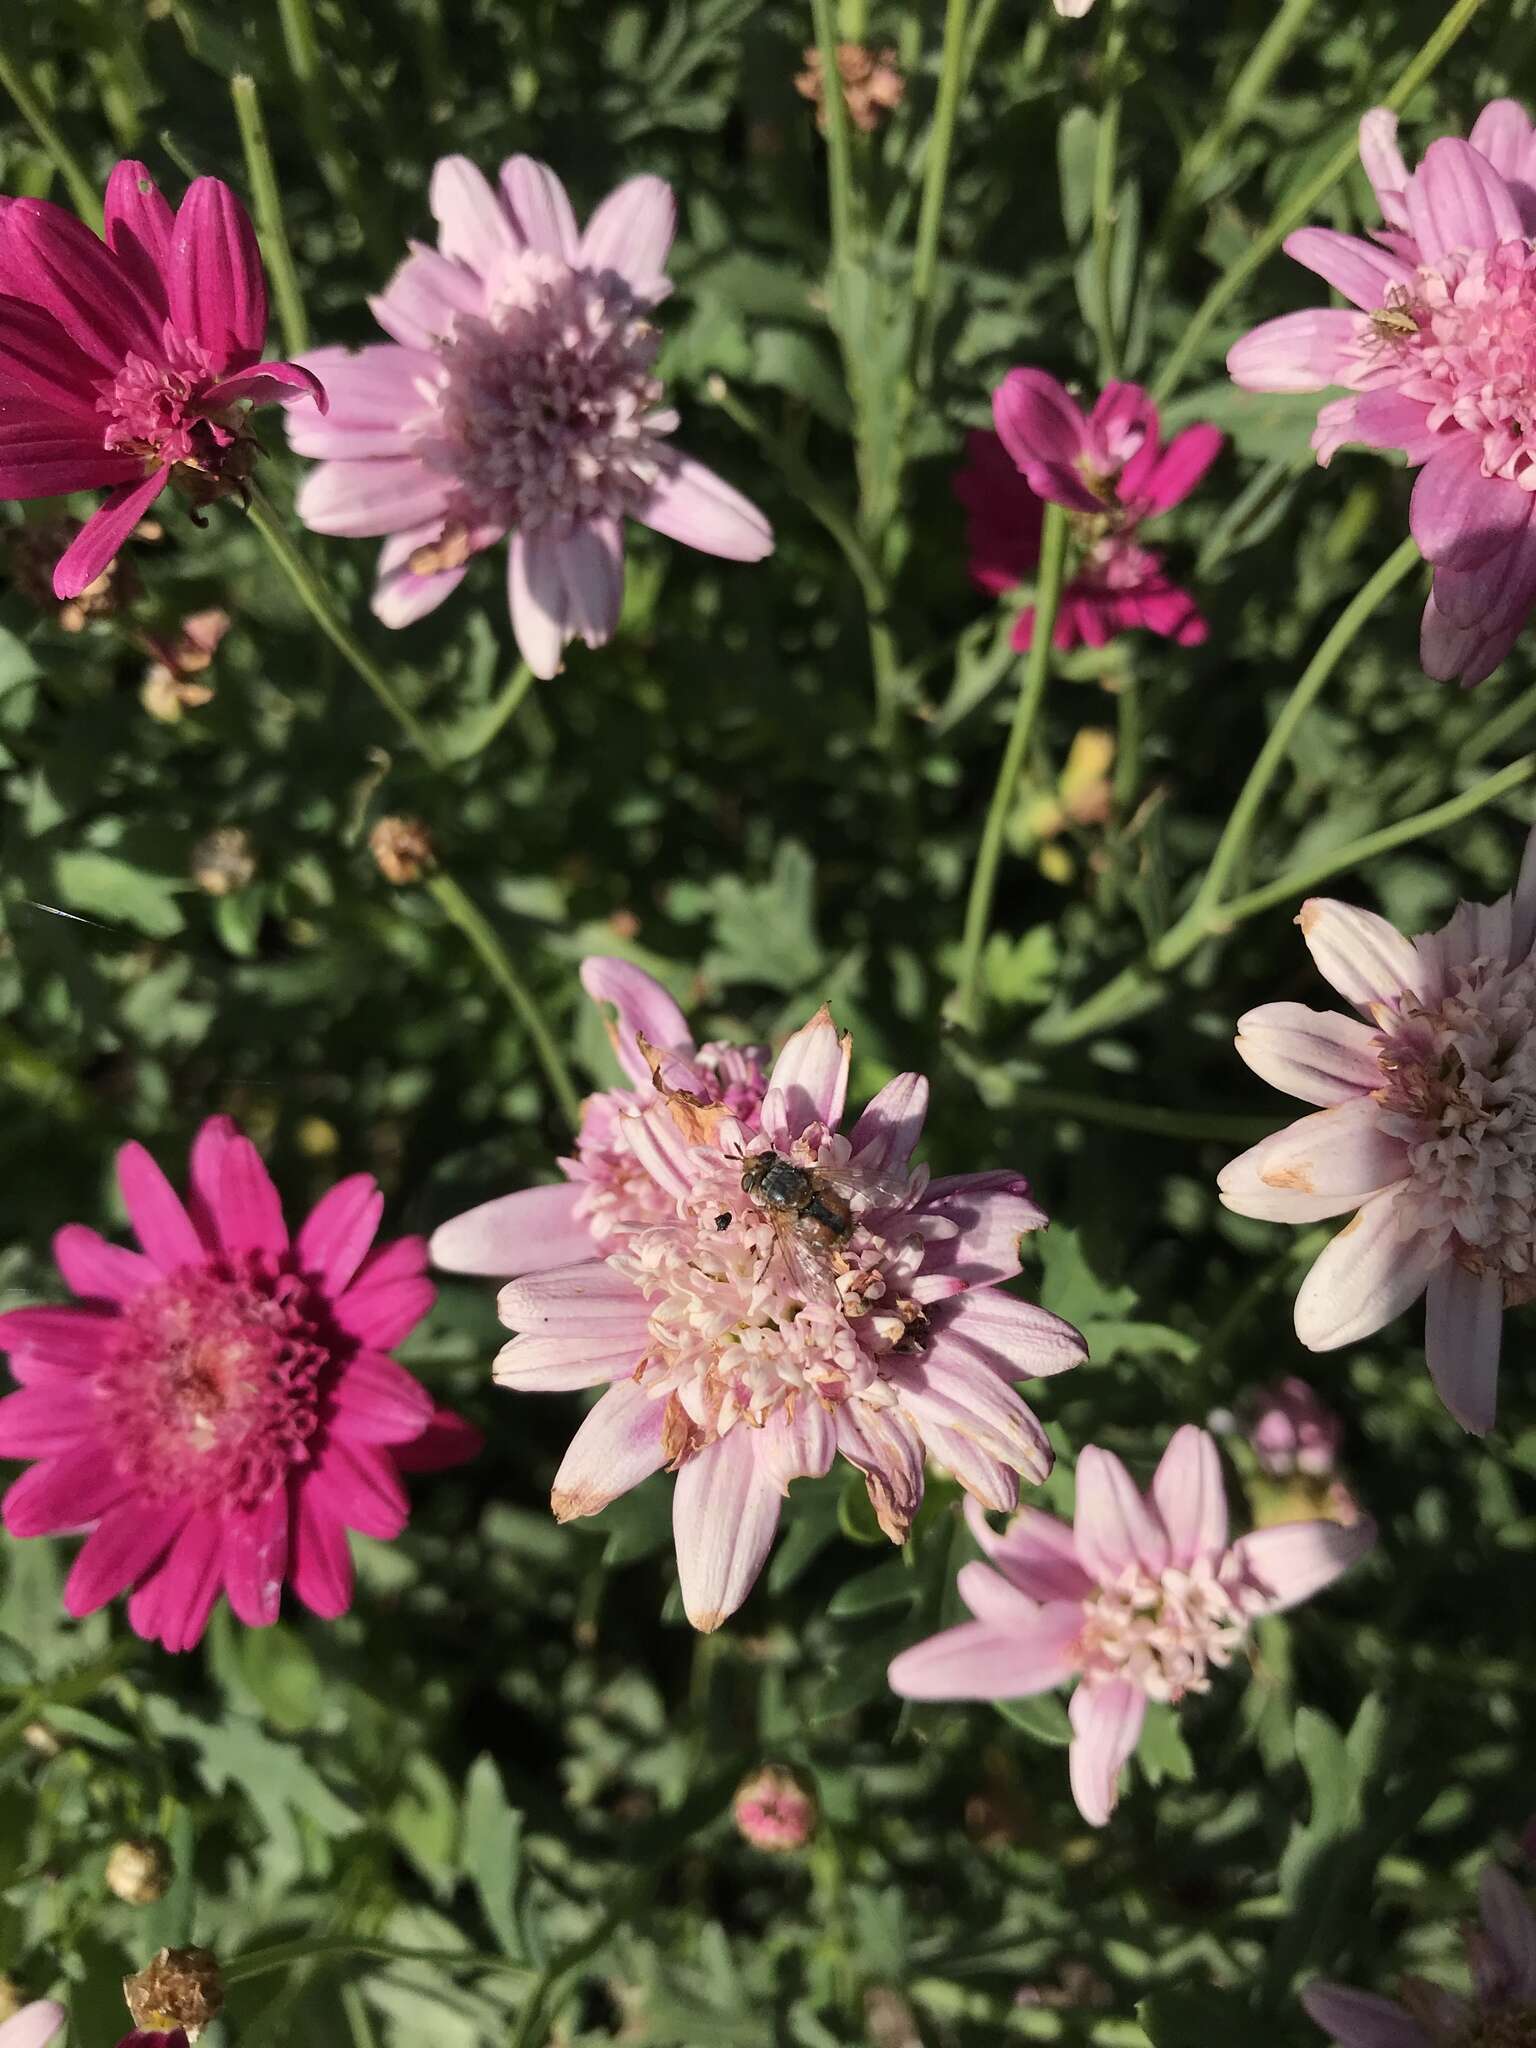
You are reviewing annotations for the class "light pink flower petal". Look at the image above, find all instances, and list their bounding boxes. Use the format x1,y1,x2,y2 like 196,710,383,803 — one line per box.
431,1181,593,1277
1470,102,1536,228
956,1557,1041,1627
289,1483,354,1619
1514,822,1536,962
892,1600,1084,1704
103,158,173,321
926,1289,1087,1381
1479,1865,1536,2000
369,242,485,349
214,1133,288,1255
371,519,479,628
672,1425,782,1631
0,2004,67,2048
965,1495,1096,1602
919,1170,1050,1286
1297,899,1423,1010
620,1101,695,1197
1350,391,1445,463
836,1400,926,1540
1411,439,1531,573
1404,137,1525,266
126,1509,224,1652
846,1073,929,1170
52,1221,152,1304
754,1397,837,1494
1236,1514,1376,1614
493,1330,644,1390
578,174,676,299
430,154,517,276
563,517,625,647
169,176,267,364
508,526,571,679
1128,422,1222,513
1424,1260,1503,1434
1294,1196,1442,1350
1227,308,1364,393
1217,1098,1409,1225
581,954,694,1087
332,1349,435,1444
1234,1002,1384,1107
499,156,579,259
1068,1679,1146,1826
499,1259,644,1335
0,196,157,365
1074,1446,1169,1580
1301,1984,1429,2048
297,1173,382,1294
53,467,171,600
297,456,452,539
1358,108,1412,231
118,1137,204,1271
762,1006,850,1142
638,456,774,562
550,1378,667,1521
288,343,436,459
223,1490,289,1628
1282,228,1414,311
888,1351,1052,1485
1150,1425,1227,1568
1420,581,1529,687
915,1423,1020,1513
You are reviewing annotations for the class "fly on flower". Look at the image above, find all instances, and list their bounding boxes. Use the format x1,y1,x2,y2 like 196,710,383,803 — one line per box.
734,1145,914,1306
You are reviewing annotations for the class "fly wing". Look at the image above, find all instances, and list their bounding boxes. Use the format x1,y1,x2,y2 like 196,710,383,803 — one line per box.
822,1158,914,1210
768,1211,842,1307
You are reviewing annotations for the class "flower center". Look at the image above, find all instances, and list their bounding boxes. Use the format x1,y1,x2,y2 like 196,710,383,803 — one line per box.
99,329,234,472
97,1262,334,1508
1078,1558,1253,1704
1374,956,1536,1295
429,256,674,532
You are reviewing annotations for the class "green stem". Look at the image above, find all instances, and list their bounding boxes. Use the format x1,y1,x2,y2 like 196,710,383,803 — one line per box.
910,0,973,389
231,74,309,357
810,0,856,270
996,1085,1278,1144
424,874,583,1131
1191,535,1422,918
950,503,1070,1031
0,29,101,226
507,1879,648,2048
274,0,391,268
1151,0,1487,404
223,1938,527,1987
1089,18,1126,383
1461,675,1536,764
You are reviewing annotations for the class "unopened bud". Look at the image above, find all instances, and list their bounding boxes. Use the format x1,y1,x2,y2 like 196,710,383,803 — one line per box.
191,827,257,897
369,815,436,885
123,1947,223,2043
732,1766,816,1851
106,1837,174,1906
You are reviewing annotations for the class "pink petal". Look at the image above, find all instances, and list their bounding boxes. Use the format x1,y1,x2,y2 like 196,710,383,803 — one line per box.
0,1306,112,1372
297,1174,382,1294
1301,1984,1430,2048
1349,390,1445,463
368,241,485,349
926,1289,1087,1381
846,1073,929,1171
620,1100,695,1197
431,1181,593,1277
499,156,579,259
1514,822,1536,962
1073,1446,1169,1580
1479,1866,1536,2001
1217,1098,1409,1225
287,343,435,459
371,520,473,628
64,1499,188,1617
333,1266,435,1349
1128,422,1221,513
762,1004,850,1141
892,1353,1052,1484
1296,899,1423,1010
1235,1514,1376,1613
672,1425,782,1631
52,1222,152,1304
563,516,625,647
1282,227,1414,310
1068,1679,1146,1826
0,292,108,415
1150,1424,1228,1568
498,1259,647,1336
1424,1261,1503,1434
1293,1196,1442,1349
956,1557,1040,1627
508,526,570,679
103,160,173,323
169,177,267,365
1233,1001,1384,1107
1411,439,1531,573
1469,102,1536,228
550,1378,667,1520
213,1133,288,1256
992,369,1099,513
126,1511,225,1653
492,1331,643,1391
578,174,677,299
915,1423,1019,1513
0,197,155,365
201,359,326,414
429,155,517,277
888,1602,1083,1701
754,1396,837,1494
1421,577,1532,687
53,468,171,600
392,1405,483,1472
332,1349,435,1444
638,456,774,562
222,1490,289,1628
965,1496,1095,1603
1227,308,1364,393
296,456,451,539
4,1450,130,1536
117,1137,204,1271
1404,137,1525,266
315,1435,409,1540
919,1170,1049,1286
0,407,142,498
289,1484,354,1619
835,1400,926,1541
0,2005,66,2048
0,1384,100,1457
1358,109,1412,231
581,954,694,1087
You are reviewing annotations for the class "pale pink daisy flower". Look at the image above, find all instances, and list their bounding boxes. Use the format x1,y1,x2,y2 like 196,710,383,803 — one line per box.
286,155,772,678
432,957,770,1278
889,1425,1374,1826
1303,1863,1536,2046
0,2006,65,2048
0,1116,479,1652
1228,99,1536,683
444,1001,1084,1632
1218,826,1536,1435
1244,1376,1345,1479
0,161,325,598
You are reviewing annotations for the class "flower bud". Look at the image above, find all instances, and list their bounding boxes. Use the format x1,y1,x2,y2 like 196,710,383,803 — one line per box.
1243,1376,1343,1478
191,827,257,897
122,1947,223,2043
369,815,436,886
732,1766,816,1852
106,1837,174,1906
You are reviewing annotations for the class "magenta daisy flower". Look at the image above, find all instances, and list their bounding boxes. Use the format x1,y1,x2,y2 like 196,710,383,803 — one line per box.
0,160,325,598
1228,99,1536,683
1218,827,1536,1435
0,1116,478,1652
438,996,1084,1631
888,1426,1374,1826
286,155,773,678
1303,1863,1536,2046
956,373,1220,651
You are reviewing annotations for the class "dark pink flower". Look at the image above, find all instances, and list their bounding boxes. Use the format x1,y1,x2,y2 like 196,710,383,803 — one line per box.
1228,100,1536,684
0,162,325,599
287,156,772,678
955,373,1220,652
0,1116,475,1651
1244,1376,1344,1478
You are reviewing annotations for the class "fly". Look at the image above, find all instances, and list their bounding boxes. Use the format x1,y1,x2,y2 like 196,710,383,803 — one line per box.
736,1149,911,1306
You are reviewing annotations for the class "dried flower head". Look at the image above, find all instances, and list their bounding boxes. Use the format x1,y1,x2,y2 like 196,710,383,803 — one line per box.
106,1837,174,1906
369,815,436,885
7,518,138,625
794,44,905,134
191,826,257,897
123,1947,222,2042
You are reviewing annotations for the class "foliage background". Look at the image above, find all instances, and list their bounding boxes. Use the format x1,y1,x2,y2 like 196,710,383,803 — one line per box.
1,0,1533,2042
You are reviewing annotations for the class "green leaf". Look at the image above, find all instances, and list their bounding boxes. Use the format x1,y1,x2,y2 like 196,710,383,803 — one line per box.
994,1693,1072,1746
1037,1226,1138,1326
826,1557,918,1619
1138,1986,1250,2046
1057,107,1098,243
239,1621,324,1734
1136,1703,1196,1787
837,1469,889,1547
52,849,186,938
461,1753,527,1961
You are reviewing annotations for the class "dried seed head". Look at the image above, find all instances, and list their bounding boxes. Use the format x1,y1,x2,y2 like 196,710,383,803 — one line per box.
123,1947,223,2041
794,43,905,133
370,815,436,885
191,827,258,897
106,1837,175,1906
7,518,137,623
